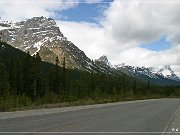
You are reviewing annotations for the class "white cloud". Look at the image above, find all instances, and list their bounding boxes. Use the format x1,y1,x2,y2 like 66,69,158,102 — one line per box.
103,0,180,45
0,0,180,74
0,0,79,21
83,0,103,3
102,0,180,74
57,21,106,59
57,0,180,75
0,0,103,21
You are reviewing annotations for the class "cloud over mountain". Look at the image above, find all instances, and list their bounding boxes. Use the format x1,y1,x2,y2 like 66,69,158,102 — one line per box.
0,0,180,74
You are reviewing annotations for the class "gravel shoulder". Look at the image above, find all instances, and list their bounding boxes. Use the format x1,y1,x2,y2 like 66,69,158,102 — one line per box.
0,99,158,120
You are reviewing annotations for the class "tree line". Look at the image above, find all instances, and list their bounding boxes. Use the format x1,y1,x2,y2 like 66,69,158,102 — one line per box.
0,41,180,111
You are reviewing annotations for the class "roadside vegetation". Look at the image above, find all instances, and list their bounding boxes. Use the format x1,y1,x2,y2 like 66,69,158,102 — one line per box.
0,41,180,111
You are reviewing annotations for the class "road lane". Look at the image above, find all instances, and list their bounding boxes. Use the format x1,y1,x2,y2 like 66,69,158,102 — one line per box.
0,99,180,135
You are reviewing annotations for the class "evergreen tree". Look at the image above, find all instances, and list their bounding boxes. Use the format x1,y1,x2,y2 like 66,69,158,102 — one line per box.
0,55,8,95
54,56,60,95
62,57,66,95
15,60,23,95
22,52,33,98
133,79,137,95
8,57,16,90
32,52,42,100
147,80,150,95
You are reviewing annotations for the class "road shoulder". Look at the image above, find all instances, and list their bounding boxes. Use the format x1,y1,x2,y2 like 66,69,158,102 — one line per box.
164,105,180,134
0,99,159,120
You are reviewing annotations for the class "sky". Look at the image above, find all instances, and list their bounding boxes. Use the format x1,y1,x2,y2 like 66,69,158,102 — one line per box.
0,0,180,75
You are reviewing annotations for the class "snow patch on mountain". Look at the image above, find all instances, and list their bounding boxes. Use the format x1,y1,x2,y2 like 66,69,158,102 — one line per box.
0,17,100,71
0,44,5,51
157,66,177,80
97,55,112,67
114,63,159,79
114,64,180,81
159,68,172,76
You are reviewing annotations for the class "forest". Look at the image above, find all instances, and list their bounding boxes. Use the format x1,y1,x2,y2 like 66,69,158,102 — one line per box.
0,41,180,111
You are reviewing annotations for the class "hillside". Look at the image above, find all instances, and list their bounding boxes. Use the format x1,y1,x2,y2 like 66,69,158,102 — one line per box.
0,17,179,85
0,17,101,72
95,55,180,85
0,41,180,111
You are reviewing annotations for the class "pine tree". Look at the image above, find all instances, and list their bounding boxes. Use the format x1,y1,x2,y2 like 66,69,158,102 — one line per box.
9,57,16,90
122,74,126,92
22,52,33,98
147,80,150,95
62,57,66,95
54,56,60,95
133,79,137,95
15,60,23,95
32,52,42,100
90,72,95,96
0,55,8,95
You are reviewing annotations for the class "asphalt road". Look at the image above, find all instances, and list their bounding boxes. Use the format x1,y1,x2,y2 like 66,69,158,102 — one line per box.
0,99,180,135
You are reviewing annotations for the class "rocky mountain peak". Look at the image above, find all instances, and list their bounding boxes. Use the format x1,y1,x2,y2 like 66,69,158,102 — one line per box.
113,63,180,81
98,55,108,64
157,65,174,74
164,65,171,69
24,17,57,30
155,65,180,81
0,16,97,70
0,16,179,83
96,55,112,68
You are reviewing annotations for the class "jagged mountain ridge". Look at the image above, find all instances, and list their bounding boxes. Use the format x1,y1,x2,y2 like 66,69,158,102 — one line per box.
0,17,100,71
97,55,112,67
96,55,180,84
0,17,179,85
149,65,180,81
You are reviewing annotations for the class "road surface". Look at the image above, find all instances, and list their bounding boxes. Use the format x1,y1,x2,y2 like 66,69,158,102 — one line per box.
0,99,180,135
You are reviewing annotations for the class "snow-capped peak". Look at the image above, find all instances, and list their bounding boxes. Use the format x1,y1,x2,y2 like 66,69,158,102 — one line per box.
97,55,112,67
149,65,174,76
98,55,108,63
114,63,126,68
149,65,180,81
113,63,180,81
157,65,174,76
0,16,65,54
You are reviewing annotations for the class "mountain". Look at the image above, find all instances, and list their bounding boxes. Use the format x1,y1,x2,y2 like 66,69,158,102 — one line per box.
149,65,180,81
95,55,180,85
96,55,112,67
2,41,180,111
0,17,179,85
115,64,180,85
114,64,158,79
0,17,99,71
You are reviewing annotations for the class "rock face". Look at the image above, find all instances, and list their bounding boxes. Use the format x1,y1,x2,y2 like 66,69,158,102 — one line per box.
0,17,179,85
96,55,112,67
114,64,159,79
96,55,180,83
0,17,95,69
114,64,180,81
149,65,180,81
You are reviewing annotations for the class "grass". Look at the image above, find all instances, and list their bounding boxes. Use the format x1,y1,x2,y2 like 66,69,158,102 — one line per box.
0,94,174,112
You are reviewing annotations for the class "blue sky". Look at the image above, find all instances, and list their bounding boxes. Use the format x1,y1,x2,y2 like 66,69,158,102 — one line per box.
1,0,179,73
54,0,111,24
54,0,173,52
140,36,172,52
53,0,180,74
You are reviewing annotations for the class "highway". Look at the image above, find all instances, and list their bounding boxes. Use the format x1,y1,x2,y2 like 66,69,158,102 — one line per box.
0,99,180,135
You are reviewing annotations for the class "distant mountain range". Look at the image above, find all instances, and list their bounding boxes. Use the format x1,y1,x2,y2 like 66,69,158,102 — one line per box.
0,16,179,85
95,55,180,84
149,65,180,81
